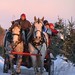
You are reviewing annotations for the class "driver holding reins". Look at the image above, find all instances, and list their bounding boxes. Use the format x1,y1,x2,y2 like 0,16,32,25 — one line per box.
11,13,31,44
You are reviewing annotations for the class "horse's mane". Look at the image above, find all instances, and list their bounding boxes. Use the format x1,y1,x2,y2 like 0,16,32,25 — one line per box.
10,22,21,31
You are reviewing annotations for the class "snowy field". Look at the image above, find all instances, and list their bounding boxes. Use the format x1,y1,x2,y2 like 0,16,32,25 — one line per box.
54,56,75,75
0,56,75,75
0,56,48,75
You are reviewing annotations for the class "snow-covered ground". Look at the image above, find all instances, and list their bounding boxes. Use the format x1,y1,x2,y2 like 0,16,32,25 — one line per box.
0,56,75,75
54,56,75,75
0,56,47,75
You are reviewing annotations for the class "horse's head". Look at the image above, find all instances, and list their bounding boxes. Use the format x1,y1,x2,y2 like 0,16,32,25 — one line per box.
33,16,44,43
11,22,21,43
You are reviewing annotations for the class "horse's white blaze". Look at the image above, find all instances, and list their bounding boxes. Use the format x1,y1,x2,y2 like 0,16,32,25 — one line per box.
35,23,42,30
34,23,42,38
13,35,18,43
12,27,20,34
12,26,20,43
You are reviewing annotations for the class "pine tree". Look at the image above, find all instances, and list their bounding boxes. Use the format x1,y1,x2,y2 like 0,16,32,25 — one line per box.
50,17,64,57
62,17,75,63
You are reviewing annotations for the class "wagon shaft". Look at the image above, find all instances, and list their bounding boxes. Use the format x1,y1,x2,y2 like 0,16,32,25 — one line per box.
11,52,42,56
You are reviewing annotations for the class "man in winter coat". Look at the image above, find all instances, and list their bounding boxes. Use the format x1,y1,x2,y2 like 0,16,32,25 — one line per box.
12,13,31,43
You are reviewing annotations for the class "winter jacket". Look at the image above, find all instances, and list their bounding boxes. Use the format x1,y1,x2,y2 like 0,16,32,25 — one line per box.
12,19,31,30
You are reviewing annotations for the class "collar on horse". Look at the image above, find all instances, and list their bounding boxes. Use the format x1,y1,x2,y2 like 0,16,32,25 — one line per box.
11,40,22,50
31,43,43,56
30,32,46,56
11,32,23,50
32,32,45,46
12,33,20,36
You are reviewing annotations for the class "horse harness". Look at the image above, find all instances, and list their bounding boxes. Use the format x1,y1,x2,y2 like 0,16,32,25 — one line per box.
11,33,23,50
30,31,47,56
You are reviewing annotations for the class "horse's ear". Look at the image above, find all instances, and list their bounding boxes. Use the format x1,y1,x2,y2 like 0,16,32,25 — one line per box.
34,16,37,21
18,25,21,29
11,21,14,25
41,17,44,21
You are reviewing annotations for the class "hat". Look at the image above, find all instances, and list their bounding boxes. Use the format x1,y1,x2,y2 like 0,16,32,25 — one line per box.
43,20,48,25
50,23,54,27
49,23,54,29
21,13,26,18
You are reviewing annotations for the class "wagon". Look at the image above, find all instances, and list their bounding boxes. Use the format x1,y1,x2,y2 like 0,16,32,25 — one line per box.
3,47,54,75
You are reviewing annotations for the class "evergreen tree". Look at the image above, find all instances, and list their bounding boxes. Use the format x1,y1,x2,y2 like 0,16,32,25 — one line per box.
50,17,64,57
62,17,75,63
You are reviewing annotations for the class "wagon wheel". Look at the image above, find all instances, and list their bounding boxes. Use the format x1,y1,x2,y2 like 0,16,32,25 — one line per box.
3,54,10,73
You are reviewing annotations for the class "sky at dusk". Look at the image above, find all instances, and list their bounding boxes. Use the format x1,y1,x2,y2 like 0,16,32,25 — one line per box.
0,0,75,29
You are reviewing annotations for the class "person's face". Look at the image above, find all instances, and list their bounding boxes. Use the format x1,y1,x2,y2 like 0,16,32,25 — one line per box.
46,25,49,29
21,16,26,20
50,25,54,29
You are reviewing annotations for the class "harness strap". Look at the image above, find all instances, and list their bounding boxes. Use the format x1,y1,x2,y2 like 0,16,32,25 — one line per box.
31,43,42,56
12,34,20,36
11,41,22,50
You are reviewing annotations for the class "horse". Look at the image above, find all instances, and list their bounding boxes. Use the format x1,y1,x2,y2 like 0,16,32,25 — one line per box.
4,22,24,75
28,17,48,75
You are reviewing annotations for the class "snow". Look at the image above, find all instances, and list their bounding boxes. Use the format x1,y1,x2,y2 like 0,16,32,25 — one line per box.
0,56,75,75
0,56,47,75
0,56,4,66
54,56,75,75
0,56,9,75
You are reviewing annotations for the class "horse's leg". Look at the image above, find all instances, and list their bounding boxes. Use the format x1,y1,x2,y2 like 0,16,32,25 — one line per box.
16,55,22,74
40,43,47,74
31,56,39,75
9,54,15,75
28,43,39,74
40,56,45,74
29,43,37,74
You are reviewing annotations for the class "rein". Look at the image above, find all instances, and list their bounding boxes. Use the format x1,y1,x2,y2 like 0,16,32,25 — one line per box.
30,22,47,56
11,40,22,50
11,31,23,50
31,32,46,56
11,33,23,50
31,43,43,56
12,33,20,36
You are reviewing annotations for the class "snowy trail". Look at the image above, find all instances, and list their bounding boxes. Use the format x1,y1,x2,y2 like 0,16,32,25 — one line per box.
0,56,48,75
0,66,48,75
0,56,75,75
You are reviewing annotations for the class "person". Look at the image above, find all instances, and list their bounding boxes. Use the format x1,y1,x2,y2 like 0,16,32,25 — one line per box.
11,13,31,43
43,20,58,46
49,23,58,36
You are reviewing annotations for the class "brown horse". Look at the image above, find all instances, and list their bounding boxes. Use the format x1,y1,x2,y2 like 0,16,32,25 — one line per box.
9,22,24,75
